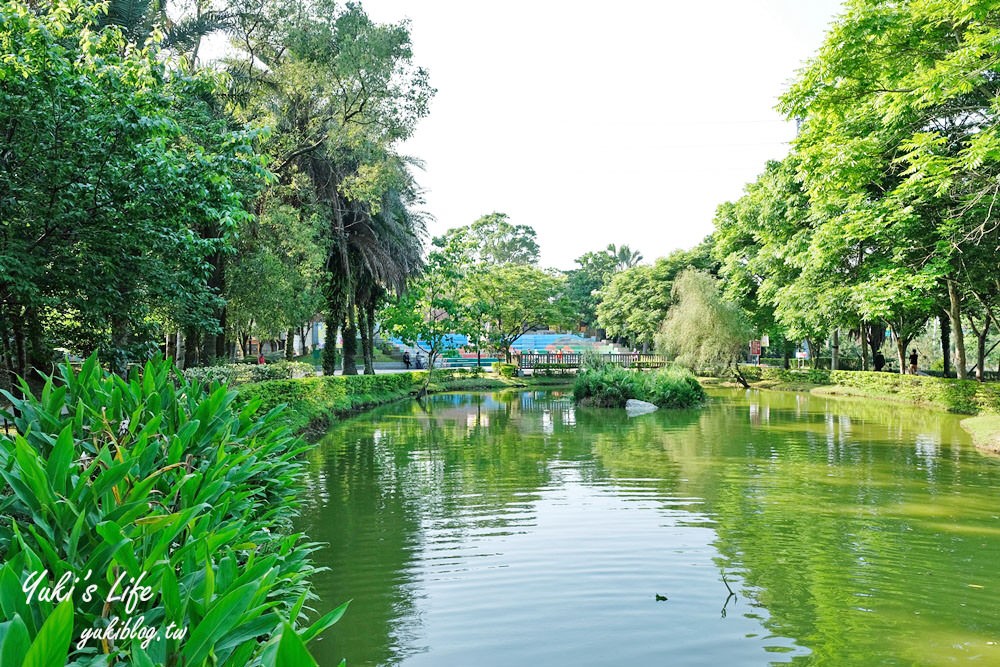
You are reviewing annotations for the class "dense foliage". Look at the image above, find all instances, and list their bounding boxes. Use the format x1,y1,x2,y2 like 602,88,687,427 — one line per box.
573,366,705,409
1,0,434,385
710,0,1000,379
182,361,317,387
0,0,265,382
0,357,343,665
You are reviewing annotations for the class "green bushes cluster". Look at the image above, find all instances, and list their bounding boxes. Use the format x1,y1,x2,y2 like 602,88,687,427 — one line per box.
573,366,705,409
183,361,316,387
0,356,342,666
492,363,518,378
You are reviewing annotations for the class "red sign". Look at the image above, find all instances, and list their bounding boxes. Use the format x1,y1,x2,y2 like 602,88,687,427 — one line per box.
749,340,761,356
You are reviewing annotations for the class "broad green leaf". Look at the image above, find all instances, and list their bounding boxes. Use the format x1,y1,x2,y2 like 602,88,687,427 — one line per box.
301,600,350,644
0,615,31,667
275,623,318,667
22,598,73,667
182,581,258,665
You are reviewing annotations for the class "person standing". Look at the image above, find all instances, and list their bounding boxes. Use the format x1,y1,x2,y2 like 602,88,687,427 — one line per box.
909,349,919,375
403,351,411,369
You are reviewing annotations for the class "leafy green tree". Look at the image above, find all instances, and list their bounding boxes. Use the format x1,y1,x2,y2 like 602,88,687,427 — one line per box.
656,269,753,386
607,243,643,270
380,252,460,386
468,265,571,362
564,248,620,329
432,213,539,266
229,1,433,375
0,0,264,382
595,242,716,351
779,0,1000,378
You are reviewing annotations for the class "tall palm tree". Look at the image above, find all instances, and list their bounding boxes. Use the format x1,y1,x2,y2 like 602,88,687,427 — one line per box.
342,158,428,374
607,244,643,270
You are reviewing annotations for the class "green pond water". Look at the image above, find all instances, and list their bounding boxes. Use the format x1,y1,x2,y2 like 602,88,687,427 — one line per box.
296,388,1000,666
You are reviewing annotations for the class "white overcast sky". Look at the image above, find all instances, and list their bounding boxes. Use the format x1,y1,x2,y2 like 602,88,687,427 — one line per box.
358,0,846,270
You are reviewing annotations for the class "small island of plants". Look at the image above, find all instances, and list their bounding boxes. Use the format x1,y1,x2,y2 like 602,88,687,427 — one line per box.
572,362,706,409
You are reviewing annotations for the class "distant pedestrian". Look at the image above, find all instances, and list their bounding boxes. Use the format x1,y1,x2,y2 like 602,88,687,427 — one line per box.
257,351,266,365
874,351,886,372
403,351,411,369
909,349,919,375
415,353,424,369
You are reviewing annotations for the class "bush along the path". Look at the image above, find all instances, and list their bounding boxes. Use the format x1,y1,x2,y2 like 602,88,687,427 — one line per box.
0,356,345,666
573,366,705,409
183,360,317,387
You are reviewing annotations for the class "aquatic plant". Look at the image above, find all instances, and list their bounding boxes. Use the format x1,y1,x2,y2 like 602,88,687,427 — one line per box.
0,356,344,666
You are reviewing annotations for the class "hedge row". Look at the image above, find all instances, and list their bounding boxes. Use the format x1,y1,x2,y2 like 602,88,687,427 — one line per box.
237,373,423,432
740,366,1000,415
183,361,316,386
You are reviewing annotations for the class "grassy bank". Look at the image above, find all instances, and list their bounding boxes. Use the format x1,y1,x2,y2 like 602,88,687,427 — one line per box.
959,416,1000,454
237,370,565,433
732,366,1000,453
736,366,1000,414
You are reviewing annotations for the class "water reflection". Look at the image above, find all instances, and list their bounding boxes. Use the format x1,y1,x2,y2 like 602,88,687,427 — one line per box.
297,388,1000,666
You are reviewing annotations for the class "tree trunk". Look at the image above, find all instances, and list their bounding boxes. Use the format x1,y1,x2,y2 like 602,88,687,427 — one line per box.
342,300,358,375
939,312,951,377
804,337,816,368
286,329,295,360
969,314,991,382
322,316,339,375
0,315,14,395
183,326,199,369
24,306,47,377
782,338,791,370
216,307,228,360
860,326,869,371
323,272,349,375
948,279,968,380
200,332,215,366
357,302,373,375
894,334,909,375
363,297,376,375
831,328,840,371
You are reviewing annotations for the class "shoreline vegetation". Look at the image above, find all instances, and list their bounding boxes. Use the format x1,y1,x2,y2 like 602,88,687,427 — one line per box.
0,357,348,665
237,369,572,434
705,366,1000,453
239,366,1000,452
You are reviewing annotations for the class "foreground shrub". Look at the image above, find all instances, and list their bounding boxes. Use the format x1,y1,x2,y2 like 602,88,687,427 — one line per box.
183,360,316,387
0,356,343,666
573,366,705,409
493,363,518,378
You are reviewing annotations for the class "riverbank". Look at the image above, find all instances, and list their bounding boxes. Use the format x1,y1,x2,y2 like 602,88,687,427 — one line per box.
715,367,1000,453
238,369,572,433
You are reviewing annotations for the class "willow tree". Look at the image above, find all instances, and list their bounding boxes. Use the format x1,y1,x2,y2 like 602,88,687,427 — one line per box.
656,269,752,386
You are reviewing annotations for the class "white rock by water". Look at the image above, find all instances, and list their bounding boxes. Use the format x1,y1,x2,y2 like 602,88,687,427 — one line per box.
625,399,658,416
